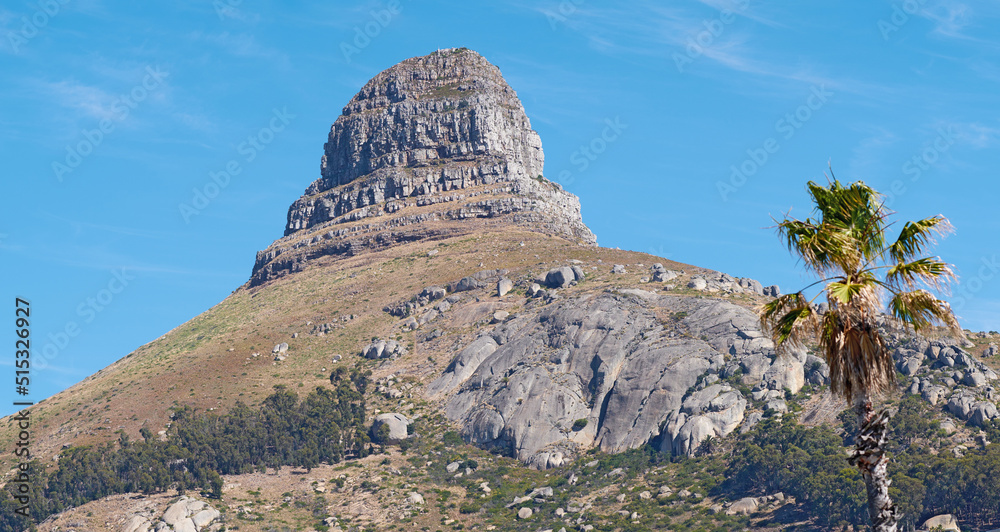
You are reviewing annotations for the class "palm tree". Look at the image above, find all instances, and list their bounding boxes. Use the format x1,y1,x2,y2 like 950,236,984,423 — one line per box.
760,178,960,532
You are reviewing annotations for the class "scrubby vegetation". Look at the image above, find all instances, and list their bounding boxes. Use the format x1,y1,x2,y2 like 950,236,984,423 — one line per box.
0,368,370,531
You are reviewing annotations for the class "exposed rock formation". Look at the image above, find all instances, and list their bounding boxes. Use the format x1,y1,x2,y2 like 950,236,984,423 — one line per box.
123,496,221,532
428,289,794,467
371,412,411,441
249,48,595,287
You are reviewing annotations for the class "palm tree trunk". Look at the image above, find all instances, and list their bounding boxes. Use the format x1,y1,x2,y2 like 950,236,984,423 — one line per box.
850,397,899,532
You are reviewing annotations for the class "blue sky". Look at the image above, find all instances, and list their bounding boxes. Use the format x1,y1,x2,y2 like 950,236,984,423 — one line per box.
2,0,999,414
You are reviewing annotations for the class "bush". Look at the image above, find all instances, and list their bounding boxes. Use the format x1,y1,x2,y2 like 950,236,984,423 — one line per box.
572,419,588,431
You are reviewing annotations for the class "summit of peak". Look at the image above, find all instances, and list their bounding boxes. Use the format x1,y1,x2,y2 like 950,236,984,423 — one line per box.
249,49,595,287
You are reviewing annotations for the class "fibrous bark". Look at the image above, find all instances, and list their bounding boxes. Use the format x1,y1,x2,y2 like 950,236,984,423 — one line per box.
849,399,899,532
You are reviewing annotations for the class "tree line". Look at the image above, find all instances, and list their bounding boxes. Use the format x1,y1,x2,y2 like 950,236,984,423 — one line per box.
0,367,371,532
724,395,1000,530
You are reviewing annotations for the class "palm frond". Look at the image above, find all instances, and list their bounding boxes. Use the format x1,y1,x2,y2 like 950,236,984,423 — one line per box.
821,310,894,404
826,280,866,306
888,216,953,263
888,289,960,333
760,293,817,348
802,179,888,271
885,257,955,291
777,218,855,275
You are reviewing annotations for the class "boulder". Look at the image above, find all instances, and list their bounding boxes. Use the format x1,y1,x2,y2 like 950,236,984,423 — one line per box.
687,277,707,290
947,394,977,419
407,492,425,505
517,507,532,519
454,277,482,292
421,285,447,301
727,497,759,515
162,498,190,525
804,354,830,385
740,354,772,382
545,267,576,288
363,339,407,359
191,508,220,528
963,371,987,388
970,402,999,426
446,461,461,473
921,514,961,531
765,398,788,413
665,385,747,456
123,516,151,532
371,413,410,441
611,264,626,274
173,519,197,532
762,352,805,394
497,278,513,297
899,357,922,376
571,265,586,282
737,278,764,295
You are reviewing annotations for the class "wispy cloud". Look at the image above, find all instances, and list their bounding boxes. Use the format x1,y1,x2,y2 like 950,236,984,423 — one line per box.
215,3,261,24
848,128,900,177
954,122,1000,149
174,112,217,133
33,79,118,121
190,31,291,68
520,1,893,99
922,1,973,40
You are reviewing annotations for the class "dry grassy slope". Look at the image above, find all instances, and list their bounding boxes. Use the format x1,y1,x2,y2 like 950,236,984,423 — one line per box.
0,229,753,476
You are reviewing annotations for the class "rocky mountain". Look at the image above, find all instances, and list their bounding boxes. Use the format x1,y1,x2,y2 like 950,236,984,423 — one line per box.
4,48,1000,532
250,48,595,287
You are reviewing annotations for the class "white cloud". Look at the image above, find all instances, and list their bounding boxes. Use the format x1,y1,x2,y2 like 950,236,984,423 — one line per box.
922,1,973,39
35,79,118,121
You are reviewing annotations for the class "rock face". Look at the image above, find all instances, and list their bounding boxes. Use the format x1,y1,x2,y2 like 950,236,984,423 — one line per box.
371,412,410,441
125,496,221,532
921,513,961,531
428,290,786,467
249,48,596,287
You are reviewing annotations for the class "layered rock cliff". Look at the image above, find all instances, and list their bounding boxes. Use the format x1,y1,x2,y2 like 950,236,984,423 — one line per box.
249,48,596,287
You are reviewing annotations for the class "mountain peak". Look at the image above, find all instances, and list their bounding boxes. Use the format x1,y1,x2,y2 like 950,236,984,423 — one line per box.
249,49,596,287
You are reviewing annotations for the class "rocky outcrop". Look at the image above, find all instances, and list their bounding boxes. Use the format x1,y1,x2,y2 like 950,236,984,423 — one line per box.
428,289,793,467
123,496,221,532
894,337,1000,427
371,413,410,441
921,513,961,531
362,339,407,360
249,49,596,287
